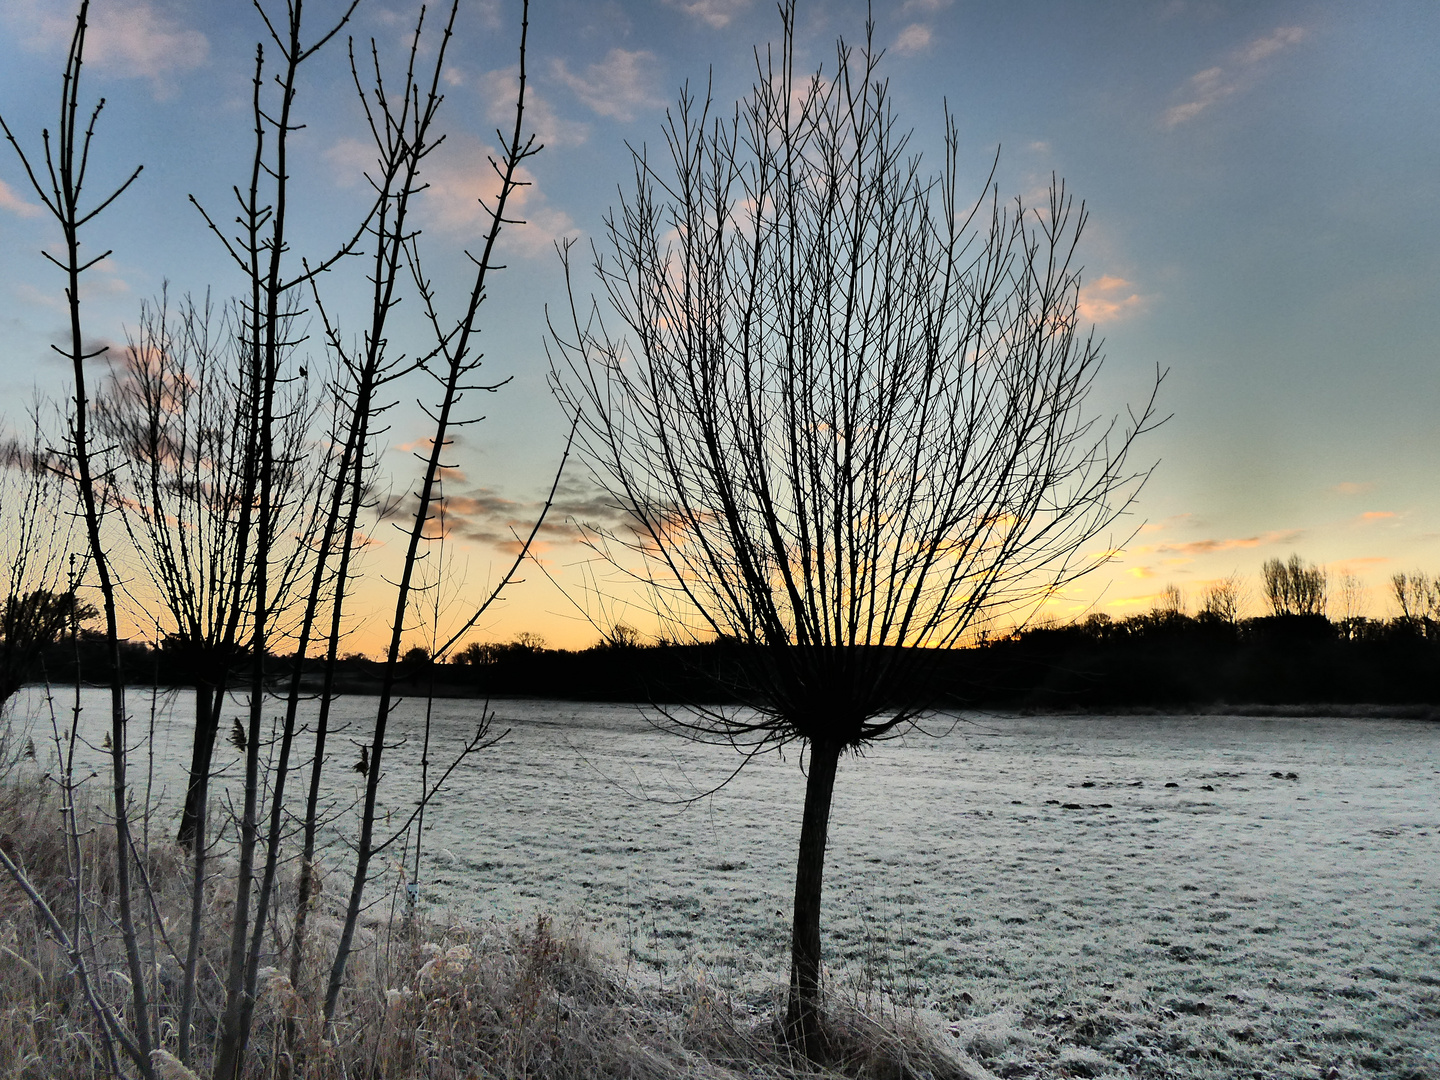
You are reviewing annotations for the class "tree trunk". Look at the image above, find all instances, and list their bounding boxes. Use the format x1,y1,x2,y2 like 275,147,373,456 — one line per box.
176,680,217,850
785,738,841,1059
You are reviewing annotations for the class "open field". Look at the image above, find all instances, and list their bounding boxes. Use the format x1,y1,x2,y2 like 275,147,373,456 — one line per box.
7,688,1438,1078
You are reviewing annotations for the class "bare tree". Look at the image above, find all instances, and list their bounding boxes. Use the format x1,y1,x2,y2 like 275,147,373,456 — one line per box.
1390,570,1437,624
1154,583,1186,618
95,293,289,850
1262,553,1327,617
1200,574,1242,624
1335,571,1367,626
551,3,1162,1056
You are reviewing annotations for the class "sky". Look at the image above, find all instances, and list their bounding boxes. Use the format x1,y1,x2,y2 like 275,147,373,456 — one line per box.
1,0,1437,652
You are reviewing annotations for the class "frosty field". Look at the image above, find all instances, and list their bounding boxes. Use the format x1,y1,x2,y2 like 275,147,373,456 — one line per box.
8,687,1439,1079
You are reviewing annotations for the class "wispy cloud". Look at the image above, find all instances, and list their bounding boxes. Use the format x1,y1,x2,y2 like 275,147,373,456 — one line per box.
388,475,626,556
6,0,209,98
892,24,933,56
552,49,662,123
1331,480,1373,496
1358,510,1396,522
661,0,752,28
1332,556,1389,572
1139,513,1197,535
901,0,952,11
1131,528,1303,558
1077,274,1146,324
0,179,43,219
323,138,377,189
480,67,590,148
1163,26,1306,129
414,133,574,257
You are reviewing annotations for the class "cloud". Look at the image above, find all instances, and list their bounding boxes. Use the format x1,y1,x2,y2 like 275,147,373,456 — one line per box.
324,138,378,189
17,253,130,308
1077,274,1147,324
0,179,43,219
414,133,574,257
6,0,210,98
1138,513,1196,534
480,67,590,148
384,474,629,555
552,49,662,123
892,24,933,55
1333,556,1389,572
1163,26,1306,129
902,0,952,11
1239,27,1306,65
1331,481,1373,496
424,476,626,551
14,283,63,312
661,0,752,28
1130,529,1303,558
1358,511,1396,522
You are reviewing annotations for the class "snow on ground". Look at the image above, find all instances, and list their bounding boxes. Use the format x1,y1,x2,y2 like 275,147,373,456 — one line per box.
8,689,1439,1079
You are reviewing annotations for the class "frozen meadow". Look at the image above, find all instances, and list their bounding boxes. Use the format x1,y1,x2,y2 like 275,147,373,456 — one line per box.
8,687,1438,1079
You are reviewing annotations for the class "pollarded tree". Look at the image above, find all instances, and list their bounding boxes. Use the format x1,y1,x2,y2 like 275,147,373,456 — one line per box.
551,3,1162,1056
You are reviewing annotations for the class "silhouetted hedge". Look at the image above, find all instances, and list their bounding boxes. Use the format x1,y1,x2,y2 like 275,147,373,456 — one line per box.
26,614,1440,708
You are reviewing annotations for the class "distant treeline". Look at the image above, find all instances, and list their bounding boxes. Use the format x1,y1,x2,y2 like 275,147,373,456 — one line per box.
33,611,1440,708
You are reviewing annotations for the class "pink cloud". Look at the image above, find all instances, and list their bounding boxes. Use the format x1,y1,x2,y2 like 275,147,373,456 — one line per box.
1145,529,1303,557
1163,26,1306,129
414,134,575,257
552,49,662,123
1077,274,1146,324
0,179,43,219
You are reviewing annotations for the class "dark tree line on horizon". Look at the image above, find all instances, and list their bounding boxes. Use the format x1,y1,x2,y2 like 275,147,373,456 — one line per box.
25,598,1440,712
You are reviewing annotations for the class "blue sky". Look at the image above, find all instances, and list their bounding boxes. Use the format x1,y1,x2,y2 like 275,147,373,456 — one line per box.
2,0,1437,648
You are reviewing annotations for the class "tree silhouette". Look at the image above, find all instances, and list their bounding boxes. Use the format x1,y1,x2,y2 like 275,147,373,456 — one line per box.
552,2,1163,1056
1263,553,1327,617
0,416,87,708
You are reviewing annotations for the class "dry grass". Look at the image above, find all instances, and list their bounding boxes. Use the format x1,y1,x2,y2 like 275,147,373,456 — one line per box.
0,769,991,1080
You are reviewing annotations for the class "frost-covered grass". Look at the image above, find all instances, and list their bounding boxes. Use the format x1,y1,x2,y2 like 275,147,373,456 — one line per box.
9,688,1439,1079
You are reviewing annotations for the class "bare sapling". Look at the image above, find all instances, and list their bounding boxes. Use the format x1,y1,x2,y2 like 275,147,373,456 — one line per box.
262,0,470,1034
187,0,373,1070
0,1,156,1075
321,0,549,1025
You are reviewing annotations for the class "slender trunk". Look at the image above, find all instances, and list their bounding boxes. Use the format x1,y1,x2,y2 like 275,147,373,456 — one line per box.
239,406,361,1046
177,679,216,850
178,684,223,1066
289,390,371,1000
785,738,841,1060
